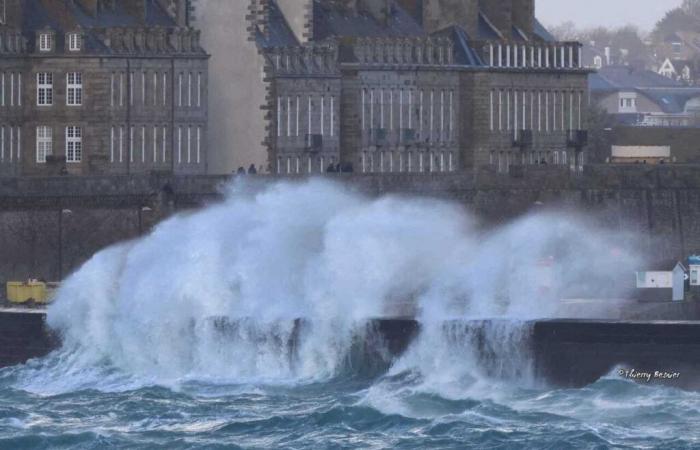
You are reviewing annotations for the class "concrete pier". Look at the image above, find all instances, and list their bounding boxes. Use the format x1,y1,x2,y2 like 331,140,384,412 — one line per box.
0,309,57,368
533,320,700,389
3,310,700,390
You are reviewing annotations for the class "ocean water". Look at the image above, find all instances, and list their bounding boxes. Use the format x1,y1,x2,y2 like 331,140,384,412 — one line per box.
0,179,690,449
1,323,699,450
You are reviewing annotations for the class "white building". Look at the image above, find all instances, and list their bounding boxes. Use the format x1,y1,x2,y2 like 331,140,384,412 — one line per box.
636,262,687,302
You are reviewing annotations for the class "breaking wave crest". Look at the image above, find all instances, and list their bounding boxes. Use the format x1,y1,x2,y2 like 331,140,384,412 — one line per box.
14,179,640,393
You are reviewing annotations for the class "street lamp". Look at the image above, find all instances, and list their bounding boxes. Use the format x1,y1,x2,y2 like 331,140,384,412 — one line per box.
57,209,72,281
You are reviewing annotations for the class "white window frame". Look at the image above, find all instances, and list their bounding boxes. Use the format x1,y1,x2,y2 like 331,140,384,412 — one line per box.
36,126,52,163
37,72,53,106
66,72,82,106
38,33,53,52
68,33,81,52
65,126,82,163
197,73,202,107
178,73,183,107
197,126,201,164
162,126,167,163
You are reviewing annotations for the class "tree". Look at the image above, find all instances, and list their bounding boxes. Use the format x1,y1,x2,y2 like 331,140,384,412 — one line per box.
683,0,700,18
653,8,699,40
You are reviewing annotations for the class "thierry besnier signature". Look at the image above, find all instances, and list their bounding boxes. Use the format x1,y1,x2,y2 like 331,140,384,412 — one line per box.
618,368,680,383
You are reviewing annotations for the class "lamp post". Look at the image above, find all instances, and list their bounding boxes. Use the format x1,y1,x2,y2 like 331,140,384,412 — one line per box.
57,209,72,281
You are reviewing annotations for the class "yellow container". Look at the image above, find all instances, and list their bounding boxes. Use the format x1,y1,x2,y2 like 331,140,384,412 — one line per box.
6,281,48,304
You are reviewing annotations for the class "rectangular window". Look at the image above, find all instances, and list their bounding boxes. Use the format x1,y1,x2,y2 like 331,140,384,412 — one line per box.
142,72,146,106
17,73,20,106
119,126,124,162
197,73,202,107
65,126,82,163
498,90,503,131
287,96,291,137
187,126,191,163
120,73,124,107
1,73,4,106
130,72,134,106
197,126,201,164
130,126,134,162
39,33,53,52
163,73,167,106
37,72,53,106
110,126,114,163
0,0,5,25
68,33,81,52
110,73,114,107
552,91,557,131
36,126,52,163
153,73,158,106
490,90,494,131
177,126,182,164
506,90,511,130
9,72,13,106
178,73,183,107
188,73,192,107
361,89,366,130
66,72,82,106
321,95,325,136
277,96,281,137
141,126,145,163
153,126,157,163
162,126,167,163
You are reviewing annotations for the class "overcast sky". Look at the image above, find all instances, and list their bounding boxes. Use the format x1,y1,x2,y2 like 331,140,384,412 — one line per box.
536,0,683,31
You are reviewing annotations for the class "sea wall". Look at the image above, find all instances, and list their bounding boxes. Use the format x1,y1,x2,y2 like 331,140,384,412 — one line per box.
2,164,700,285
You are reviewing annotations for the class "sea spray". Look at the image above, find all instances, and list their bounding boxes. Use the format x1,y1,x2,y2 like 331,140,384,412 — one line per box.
34,178,642,392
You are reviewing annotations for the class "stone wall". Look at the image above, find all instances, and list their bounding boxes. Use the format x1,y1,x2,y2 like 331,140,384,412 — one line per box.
2,165,700,286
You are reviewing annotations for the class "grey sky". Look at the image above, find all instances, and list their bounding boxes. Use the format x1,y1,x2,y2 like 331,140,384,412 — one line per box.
536,0,683,31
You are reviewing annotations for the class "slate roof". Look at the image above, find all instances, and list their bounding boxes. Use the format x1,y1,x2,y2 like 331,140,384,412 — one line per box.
21,0,179,54
478,13,502,40
256,0,299,48
431,25,484,66
590,66,700,114
259,0,559,69
590,66,685,92
312,0,424,40
533,18,555,42
23,0,176,32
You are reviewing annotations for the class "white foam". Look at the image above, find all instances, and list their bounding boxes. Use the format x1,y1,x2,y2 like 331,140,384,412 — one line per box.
25,178,641,393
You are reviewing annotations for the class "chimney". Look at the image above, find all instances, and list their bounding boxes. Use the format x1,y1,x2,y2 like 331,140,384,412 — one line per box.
511,0,534,37
394,0,421,22
417,0,479,36
359,0,391,25
1,0,24,27
156,0,189,27
479,0,512,38
123,0,147,22
76,0,99,16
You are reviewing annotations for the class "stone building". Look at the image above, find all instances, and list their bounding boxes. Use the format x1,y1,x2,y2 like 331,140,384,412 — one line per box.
0,0,208,177
246,0,590,175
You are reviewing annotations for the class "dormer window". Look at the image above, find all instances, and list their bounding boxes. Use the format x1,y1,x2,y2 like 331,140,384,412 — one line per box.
68,33,82,52
39,33,53,52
